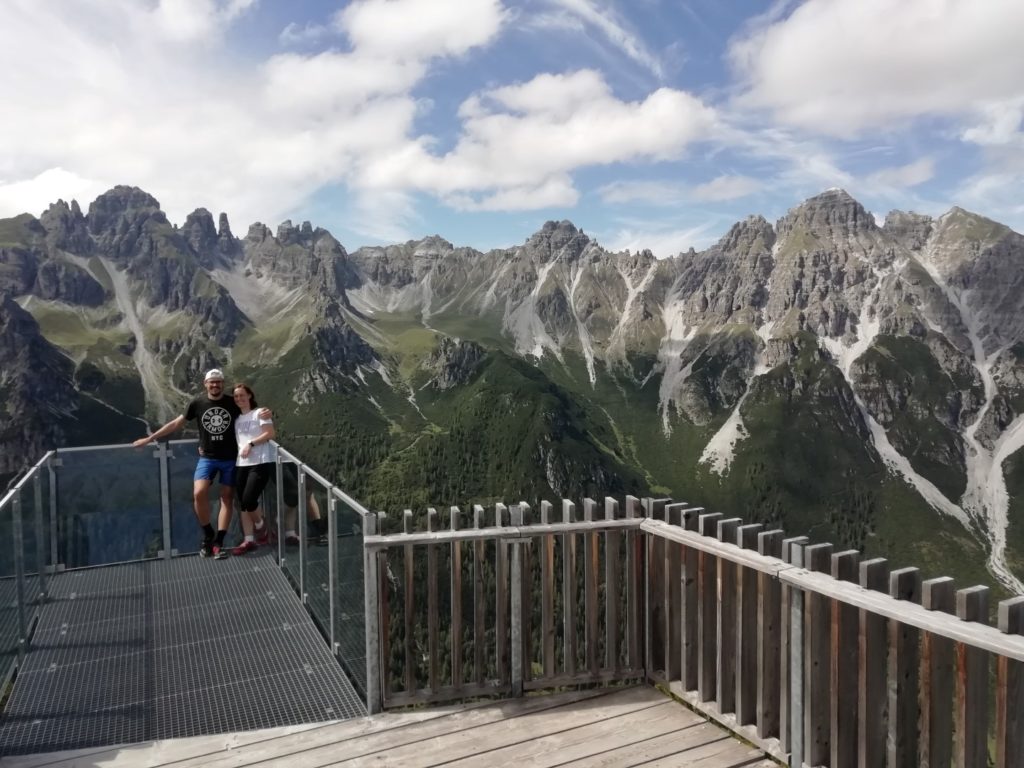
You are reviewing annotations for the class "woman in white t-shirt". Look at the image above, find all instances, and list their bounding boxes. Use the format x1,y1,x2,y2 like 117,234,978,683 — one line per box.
231,383,276,555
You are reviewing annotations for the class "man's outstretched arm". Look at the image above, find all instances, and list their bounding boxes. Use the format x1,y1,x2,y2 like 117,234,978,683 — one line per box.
132,415,186,448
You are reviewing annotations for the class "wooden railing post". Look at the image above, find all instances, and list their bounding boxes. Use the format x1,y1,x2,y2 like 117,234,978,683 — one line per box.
624,496,642,672
518,502,533,690
736,523,763,728
780,535,808,758
698,512,723,703
787,539,806,768
539,501,555,680
510,504,524,697
996,596,1024,768
756,529,784,741
920,576,955,768
426,508,439,695
472,504,486,687
954,585,989,768
716,517,741,714
450,506,463,693
403,509,415,693
830,549,860,768
562,500,577,678
605,497,621,672
858,557,888,768
583,498,600,677
644,497,669,681
681,507,704,692
664,502,686,682
803,542,833,767
495,503,509,687
888,567,922,768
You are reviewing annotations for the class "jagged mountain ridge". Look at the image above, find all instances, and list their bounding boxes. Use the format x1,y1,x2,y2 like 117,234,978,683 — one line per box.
1,185,1023,590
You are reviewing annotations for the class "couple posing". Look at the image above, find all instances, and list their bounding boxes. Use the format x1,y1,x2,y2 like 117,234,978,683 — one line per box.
133,369,275,559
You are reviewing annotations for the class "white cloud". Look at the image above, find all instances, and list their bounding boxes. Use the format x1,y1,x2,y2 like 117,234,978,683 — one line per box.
152,0,256,42
362,70,718,203
962,100,1024,147
338,0,507,60
544,0,664,79
598,180,687,206
730,0,1024,138
0,169,110,218
691,174,761,202
604,219,721,259
866,158,935,188
448,175,578,211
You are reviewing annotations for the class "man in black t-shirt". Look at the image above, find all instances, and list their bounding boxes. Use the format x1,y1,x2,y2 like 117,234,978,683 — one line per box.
134,368,262,558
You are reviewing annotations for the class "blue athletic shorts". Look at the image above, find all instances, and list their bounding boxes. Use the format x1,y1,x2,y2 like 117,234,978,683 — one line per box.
194,458,236,485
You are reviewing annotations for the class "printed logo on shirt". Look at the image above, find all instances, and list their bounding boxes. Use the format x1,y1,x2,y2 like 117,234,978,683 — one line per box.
201,407,232,435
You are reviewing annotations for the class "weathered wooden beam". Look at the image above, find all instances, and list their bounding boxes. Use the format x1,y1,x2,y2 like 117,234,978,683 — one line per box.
363,511,381,713
787,539,806,768
857,557,888,768
605,497,621,672
403,509,416,693
644,497,670,681
803,542,833,768
664,502,686,682
583,498,600,677
697,512,723,703
920,576,955,768
510,504,524,697
716,517,741,714
562,499,577,678
735,522,762,727
780,535,808,757
427,508,439,694
756,530,783,742
495,503,509,686
888,567,922,768
473,504,486,686
450,507,463,693
540,501,555,681
681,507,704,692
829,549,860,768
624,495,642,672
954,585,989,768
996,596,1024,768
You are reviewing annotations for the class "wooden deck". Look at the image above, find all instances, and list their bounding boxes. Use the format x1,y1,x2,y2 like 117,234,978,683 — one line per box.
1,686,776,768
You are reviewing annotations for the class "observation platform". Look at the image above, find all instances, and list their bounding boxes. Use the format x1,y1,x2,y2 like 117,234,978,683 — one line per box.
4,444,1024,767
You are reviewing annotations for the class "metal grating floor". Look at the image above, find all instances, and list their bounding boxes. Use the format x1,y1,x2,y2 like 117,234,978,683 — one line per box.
0,553,365,756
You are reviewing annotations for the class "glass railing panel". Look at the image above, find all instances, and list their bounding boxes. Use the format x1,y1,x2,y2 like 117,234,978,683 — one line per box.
54,446,163,567
275,453,302,588
332,493,367,698
300,469,332,639
0,490,20,688
167,440,244,555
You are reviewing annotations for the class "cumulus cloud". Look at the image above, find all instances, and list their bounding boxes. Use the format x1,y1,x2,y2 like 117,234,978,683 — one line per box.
152,0,256,42
604,219,721,259
730,0,1024,139
598,180,687,206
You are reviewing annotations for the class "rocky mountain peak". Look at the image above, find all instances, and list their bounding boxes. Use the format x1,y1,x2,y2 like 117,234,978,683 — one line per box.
245,222,272,245
86,186,164,236
717,215,776,257
217,213,232,240
182,208,218,254
39,199,92,253
776,188,877,241
412,235,454,259
934,206,1011,245
524,220,590,262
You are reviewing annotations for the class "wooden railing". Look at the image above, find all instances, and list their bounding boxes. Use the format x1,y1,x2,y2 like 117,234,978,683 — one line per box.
362,496,1024,768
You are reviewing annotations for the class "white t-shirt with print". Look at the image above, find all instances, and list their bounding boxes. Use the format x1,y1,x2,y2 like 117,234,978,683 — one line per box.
234,410,275,466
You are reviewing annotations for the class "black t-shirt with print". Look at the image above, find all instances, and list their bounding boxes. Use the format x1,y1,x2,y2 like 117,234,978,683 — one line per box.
185,394,241,460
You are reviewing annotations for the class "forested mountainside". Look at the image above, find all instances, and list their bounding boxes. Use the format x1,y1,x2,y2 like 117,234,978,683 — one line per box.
2,186,1023,592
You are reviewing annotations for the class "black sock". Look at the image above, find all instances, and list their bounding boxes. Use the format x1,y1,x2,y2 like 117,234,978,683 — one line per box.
313,518,328,535
215,529,227,547
202,523,215,541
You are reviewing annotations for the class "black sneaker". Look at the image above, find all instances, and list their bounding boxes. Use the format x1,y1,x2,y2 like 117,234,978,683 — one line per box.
200,538,214,558
316,533,329,547
212,545,229,560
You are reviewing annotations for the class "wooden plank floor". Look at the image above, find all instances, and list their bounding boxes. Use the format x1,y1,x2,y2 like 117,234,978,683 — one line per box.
1,686,776,768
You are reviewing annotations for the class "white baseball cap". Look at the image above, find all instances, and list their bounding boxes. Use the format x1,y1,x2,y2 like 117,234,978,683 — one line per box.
204,368,225,382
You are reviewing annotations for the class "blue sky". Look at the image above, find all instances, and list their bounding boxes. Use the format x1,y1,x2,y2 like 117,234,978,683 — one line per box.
1,0,1022,257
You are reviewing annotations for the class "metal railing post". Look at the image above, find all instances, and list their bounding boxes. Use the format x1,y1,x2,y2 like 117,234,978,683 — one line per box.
157,441,172,559
363,512,381,713
298,468,307,603
327,492,338,655
32,470,48,600
275,457,284,565
12,493,28,654
47,457,58,569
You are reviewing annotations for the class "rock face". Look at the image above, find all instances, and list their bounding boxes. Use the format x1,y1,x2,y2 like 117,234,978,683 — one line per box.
426,338,485,390
0,294,78,474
